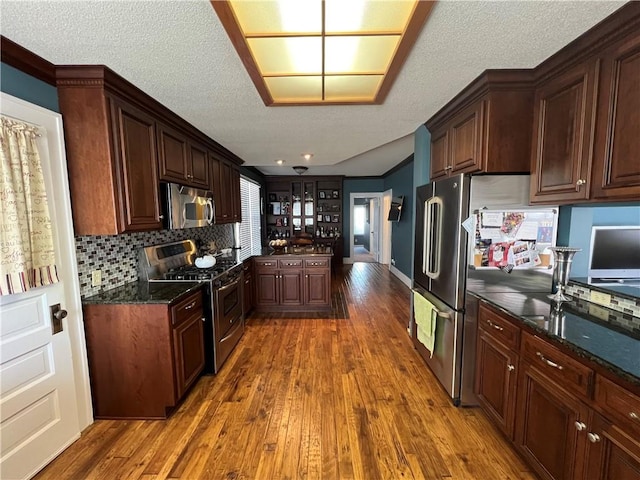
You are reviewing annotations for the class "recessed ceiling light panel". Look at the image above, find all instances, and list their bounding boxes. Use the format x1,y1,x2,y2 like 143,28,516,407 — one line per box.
212,0,435,106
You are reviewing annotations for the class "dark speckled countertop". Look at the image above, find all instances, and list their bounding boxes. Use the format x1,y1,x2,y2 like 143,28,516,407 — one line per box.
260,246,333,256
469,289,640,386
82,281,203,305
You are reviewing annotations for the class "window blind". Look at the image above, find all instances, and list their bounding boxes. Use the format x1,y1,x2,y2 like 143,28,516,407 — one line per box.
239,176,262,261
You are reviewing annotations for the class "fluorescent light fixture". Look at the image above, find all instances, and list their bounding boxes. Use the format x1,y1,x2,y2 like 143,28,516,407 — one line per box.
211,0,435,106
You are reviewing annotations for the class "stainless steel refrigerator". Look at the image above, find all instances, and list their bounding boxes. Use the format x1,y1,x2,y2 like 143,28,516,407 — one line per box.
412,173,556,406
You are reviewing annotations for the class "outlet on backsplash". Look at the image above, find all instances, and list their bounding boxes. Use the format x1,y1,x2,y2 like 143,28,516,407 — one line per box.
91,270,102,287
590,291,611,307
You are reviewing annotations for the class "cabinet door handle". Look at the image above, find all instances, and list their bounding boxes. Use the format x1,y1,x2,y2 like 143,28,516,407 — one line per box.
507,364,515,372
536,351,563,370
184,301,196,310
574,421,586,431
487,320,504,331
587,433,601,443
576,179,586,186
201,317,206,322
444,166,453,170
630,412,639,421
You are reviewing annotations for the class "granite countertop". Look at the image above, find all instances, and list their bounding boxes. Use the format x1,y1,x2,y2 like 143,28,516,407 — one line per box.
83,281,203,305
259,246,333,257
471,290,640,386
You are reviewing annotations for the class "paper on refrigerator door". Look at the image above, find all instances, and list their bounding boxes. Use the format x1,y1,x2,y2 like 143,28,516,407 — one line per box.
461,215,475,234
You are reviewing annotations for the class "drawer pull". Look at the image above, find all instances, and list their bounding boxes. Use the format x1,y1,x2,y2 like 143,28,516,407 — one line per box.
574,421,586,431
630,412,639,421
587,433,601,443
507,364,515,372
487,320,504,331
184,301,196,310
536,351,563,370
264,262,273,266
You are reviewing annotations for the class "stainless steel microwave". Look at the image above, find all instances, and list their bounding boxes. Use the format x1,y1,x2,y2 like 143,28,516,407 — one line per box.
161,183,215,229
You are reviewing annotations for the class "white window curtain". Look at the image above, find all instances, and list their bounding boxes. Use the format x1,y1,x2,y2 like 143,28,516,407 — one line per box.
239,176,262,261
0,115,59,295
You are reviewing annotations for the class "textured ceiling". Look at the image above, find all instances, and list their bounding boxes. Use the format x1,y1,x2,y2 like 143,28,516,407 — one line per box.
0,0,626,177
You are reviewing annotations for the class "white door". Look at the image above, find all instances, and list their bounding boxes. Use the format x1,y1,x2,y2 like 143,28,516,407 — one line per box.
1,94,86,480
370,197,380,262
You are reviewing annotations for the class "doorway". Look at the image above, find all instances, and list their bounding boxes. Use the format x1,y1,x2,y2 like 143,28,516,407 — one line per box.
349,192,389,264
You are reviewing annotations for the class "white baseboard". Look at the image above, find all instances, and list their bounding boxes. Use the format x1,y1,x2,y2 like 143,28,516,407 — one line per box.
390,265,411,288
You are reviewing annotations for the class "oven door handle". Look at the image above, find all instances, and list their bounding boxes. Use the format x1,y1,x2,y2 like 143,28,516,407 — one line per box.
218,276,241,293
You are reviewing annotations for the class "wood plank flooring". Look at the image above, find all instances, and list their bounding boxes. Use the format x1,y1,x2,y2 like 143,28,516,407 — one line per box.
35,263,535,480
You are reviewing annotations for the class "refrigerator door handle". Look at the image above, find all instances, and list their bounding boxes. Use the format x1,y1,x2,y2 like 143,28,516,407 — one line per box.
425,197,443,279
422,199,430,275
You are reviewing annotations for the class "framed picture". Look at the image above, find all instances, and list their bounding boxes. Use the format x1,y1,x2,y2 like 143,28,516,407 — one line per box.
332,214,340,223
268,193,277,202
332,190,339,199
270,202,281,215
319,191,326,199
317,214,323,222
324,215,331,223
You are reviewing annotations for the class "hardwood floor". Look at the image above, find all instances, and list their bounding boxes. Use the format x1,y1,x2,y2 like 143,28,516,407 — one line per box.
35,263,535,480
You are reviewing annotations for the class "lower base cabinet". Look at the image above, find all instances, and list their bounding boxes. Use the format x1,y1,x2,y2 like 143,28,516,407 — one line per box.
83,289,205,419
254,255,331,311
585,413,640,480
474,302,640,480
516,362,591,480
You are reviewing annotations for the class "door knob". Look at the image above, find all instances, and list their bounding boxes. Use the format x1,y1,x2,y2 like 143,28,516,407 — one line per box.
50,304,67,334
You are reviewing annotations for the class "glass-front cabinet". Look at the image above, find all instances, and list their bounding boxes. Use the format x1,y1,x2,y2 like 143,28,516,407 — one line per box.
266,176,342,241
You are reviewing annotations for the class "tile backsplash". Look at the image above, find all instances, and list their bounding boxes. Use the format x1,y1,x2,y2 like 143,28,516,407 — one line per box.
566,283,640,318
76,224,233,298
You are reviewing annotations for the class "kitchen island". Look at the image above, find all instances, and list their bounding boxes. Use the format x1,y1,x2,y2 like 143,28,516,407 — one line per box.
467,276,639,480
253,247,333,312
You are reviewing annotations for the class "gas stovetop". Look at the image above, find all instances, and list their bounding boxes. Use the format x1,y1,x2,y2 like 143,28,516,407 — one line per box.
163,261,239,281
139,239,242,286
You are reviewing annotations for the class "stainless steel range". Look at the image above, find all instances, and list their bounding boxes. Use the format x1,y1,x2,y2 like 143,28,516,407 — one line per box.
139,240,244,374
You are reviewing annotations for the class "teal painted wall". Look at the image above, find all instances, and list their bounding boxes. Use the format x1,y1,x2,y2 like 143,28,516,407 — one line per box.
342,177,384,253
565,203,640,277
0,62,59,112
412,125,431,280
384,159,414,278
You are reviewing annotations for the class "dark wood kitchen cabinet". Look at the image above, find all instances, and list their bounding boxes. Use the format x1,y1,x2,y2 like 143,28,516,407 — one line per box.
83,288,205,419
530,2,640,204
475,304,520,440
425,70,534,181
584,413,640,480
210,153,241,224
516,359,591,480
56,65,244,235
157,124,210,190
303,258,331,307
589,32,640,202
254,255,331,312
57,68,163,235
529,60,599,204
242,258,254,316
474,296,640,480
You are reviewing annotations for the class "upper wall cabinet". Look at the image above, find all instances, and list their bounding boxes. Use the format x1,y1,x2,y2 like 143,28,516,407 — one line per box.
57,67,163,235
425,70,534,181
156,123,211,190
529,61,599,203
56,65,243,235
209,152,241,224
530,3,640,204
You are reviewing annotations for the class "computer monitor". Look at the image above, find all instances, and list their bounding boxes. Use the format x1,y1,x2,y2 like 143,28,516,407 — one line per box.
588,226,640,281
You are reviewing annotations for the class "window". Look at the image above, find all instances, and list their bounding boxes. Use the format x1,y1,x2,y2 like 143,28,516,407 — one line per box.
239,176,262,261
354,205,366,235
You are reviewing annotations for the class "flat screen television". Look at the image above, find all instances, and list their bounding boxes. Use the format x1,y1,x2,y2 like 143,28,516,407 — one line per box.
387,196,404,222
588,226,640,281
